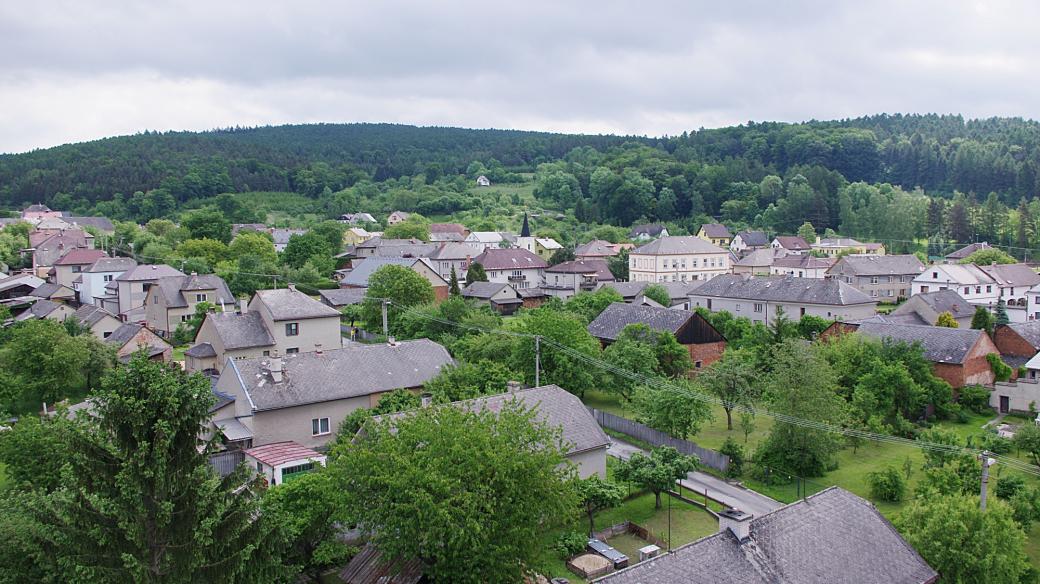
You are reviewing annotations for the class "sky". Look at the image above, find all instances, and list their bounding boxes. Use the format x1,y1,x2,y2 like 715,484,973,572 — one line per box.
0,1,1037,154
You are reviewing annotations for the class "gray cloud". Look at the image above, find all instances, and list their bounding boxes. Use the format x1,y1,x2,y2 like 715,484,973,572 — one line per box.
0,0,1038,153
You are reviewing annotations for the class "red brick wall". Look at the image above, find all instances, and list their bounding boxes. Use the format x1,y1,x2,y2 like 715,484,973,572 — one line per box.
934,335,998,388
689,341,726,373
433,286,449,303
993,326,1037,357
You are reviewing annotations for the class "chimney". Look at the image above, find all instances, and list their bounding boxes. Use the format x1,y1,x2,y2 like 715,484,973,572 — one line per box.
420,392,433,407
815,236,821,245
267,351,284,383
314,343,323,355
506,380,523,393
387,336,398,347
718,508,752,542
287,283,296,291
239,298,248,314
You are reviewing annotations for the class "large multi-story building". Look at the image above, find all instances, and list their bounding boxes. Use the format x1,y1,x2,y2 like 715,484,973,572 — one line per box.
471,248,547,289
689,274,877,324
628,236,730,284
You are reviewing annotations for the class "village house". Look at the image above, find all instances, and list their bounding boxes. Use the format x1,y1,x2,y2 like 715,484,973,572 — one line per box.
912,263,1040,320
888,290,975,328
338,212,377,225
29,229,94,277
352,237,438,261
600,280,699,309
732,248,776,276
340,257,450,301
1026,284,1040,321
106,264,186,322
76,256,136,307
387,211,411,225
460,282,524,315
318,288,366,309
231,223,268,237
144,273,235,338
516,287,547,309
770,235,811,255
271,228,308,253
772,253,835,279
826,320,997,388
944,242,991,263
29,282,76,304
690,274,877,324
544,259,614,299
463,231,515,253
628,224,669,241
628,236,730,284
64,216,115,234
825,254,925,302
429,222,467,238
105,322,173,363
993,321,1040,369
697,223,733,248
342,227,375,246
516,236,563,261
475,175,491,186
21,203,64,221
594,487,937,584
729,230,770,254
243,442,327,487
14,299,75,323
589,302,727,371
983,263,1040,310
0,273,45,300
186,286,342,373
575,239,622,260
210,339,453,450
51,248,108,289
72,305,123,339
811,236,886,256
427,242,473,282
472,247,547,289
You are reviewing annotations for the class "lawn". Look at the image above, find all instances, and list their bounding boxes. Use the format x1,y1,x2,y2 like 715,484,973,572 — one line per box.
171,345,187,364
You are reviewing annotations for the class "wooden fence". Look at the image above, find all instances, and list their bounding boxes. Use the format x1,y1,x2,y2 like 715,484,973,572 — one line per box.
588,408,730,473
209,449,245,477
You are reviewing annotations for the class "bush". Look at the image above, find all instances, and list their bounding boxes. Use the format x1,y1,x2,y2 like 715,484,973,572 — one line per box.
980,433,1014,455
958,385,992,415
555,531,588,558
997,475,1026,500
719,437,745,478
986,354,1013,382
867,466,906,502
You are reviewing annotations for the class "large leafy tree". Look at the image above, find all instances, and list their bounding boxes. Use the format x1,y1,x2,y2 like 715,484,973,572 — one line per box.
564,287,623,324
614,446,697,509
698,350,758,430
424,360,521,403
895,494,1028,584
29,357,287,582
181,207,232,243
633,380,714,440
334,402,577,584
362,264,435,333
576,475,625,536
280,231,333,269
509,307,602,397
227,230,277,264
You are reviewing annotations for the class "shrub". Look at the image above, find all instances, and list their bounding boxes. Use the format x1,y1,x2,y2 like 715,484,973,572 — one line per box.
958,385,992,415
997,474,1026,500
555,531,587,558
719,437,745,478
867,466,906,502
980,433,1014,455
986,354,1013,382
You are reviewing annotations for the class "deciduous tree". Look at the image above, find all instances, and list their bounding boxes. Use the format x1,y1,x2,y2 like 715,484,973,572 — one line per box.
362,265,435,333
576,475,625,536
614,446,697,510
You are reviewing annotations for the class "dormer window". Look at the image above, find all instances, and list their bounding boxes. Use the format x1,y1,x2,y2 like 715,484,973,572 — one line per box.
195,293,207,302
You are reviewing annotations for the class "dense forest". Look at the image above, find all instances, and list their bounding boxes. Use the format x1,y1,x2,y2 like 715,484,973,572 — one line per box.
5,115,1040,256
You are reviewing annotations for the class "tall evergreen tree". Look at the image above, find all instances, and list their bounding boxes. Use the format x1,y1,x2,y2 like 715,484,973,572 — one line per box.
948,198,971,243
1016,197,1032,259
465,262,488,285
926,198,945,236
449,266,461,296
32,357,287,583
995,299,1010,326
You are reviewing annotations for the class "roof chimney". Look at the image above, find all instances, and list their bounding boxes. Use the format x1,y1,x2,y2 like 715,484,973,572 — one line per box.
718,508,752,542
506,380,523,393
267,350,283,383
387,336,398,347
420,392,433,408
314,343,323,355
239,298,248,314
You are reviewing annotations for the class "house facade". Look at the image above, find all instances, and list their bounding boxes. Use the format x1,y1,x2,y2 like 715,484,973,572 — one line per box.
106,323,173,363
697,223,733,248
461,282,524,315
811,237,885,256
628,236,730,284
51,248,108,289
387,211,411,225
340,257,450,301
689,274,877,324
628,224,669,241
144,273,235,338
110,264,186,320
730,230,769,254
588,302,727,371
771,235,811,255
428,242,473,282
770,254,834,278
888,290,975,328
472,248,547,289
78,257,136,307
825,254,925,302
516,236,563,261
543,259,613,299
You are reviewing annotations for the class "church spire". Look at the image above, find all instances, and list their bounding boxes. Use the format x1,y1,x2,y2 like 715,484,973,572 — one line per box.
521,212,531,237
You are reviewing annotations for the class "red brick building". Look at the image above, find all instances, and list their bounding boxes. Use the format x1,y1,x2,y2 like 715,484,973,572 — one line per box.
587,302,727,372
993,322,1040,371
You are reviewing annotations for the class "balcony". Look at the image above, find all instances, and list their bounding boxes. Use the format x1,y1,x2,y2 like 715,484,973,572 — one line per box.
508,274,526,282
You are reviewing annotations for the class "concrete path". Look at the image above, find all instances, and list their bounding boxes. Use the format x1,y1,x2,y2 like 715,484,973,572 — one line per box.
607,437,782,518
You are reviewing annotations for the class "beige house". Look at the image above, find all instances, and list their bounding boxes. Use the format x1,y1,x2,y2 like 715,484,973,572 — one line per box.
825,254,925,302
387,211,411,225
697,223,733,248
14,299,75,322
187,286,342,373
145,274,235,338
51,248,108,288
105,323,173,363
544,259,614,299
109,264,186,320
811,237,886,256
73,305,123,340
629,236,730,284
210,339,453,450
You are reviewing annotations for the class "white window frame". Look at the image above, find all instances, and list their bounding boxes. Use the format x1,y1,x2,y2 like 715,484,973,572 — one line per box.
311,417,331,436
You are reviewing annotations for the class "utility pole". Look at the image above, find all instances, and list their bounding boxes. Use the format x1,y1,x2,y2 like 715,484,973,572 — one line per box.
534,335,541,387
382,299,390,337
979,451,995,511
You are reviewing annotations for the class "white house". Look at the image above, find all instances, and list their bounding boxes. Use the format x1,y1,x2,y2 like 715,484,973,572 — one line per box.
78,257,137,307
464,231,511,253
628,236,730,284
770,254,834,279
771,236,811,255
243,441,327,487
471,248,547,289
476,175,491,187
689,274,877,324
912,263,1040,320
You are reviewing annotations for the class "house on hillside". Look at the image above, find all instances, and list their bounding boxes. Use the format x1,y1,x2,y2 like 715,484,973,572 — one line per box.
913,263,1040,320
428,242,473,282
475,175,491,187
594,487,937,584
30,230,94,277
472,248,547,289
730,230,769,254
811,237,885,256
544,259,614,299
108,264,186,321
825,254,925,302
461,282,523,315
628,224,669,241
338,213,377,225
689,274,877,324
210,339,453,450
387,211,411,226
186,286,342,373
824,320,997,388
589,302,727,370
628,236,730,284
697,223,733,248
271,228,308,253
464,231,512,253
575,239,621,260
771,235,811,255
14,299,74,323
21,204,63,221
769,253,833,279
993,321,1040,369
343,227,375,247
144,273,235,338
318,288,366,309
64,216,115,234
340,257,449,301
945,242,991,263
888,290,974,328
0,273,45,300
30,282,76,304
732,248,777,276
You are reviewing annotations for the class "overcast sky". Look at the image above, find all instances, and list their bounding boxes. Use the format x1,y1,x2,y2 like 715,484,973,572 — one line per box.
0,1,1036,153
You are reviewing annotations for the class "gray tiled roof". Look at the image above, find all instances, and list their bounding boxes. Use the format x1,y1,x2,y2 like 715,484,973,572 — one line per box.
340,257,424,287
852,321,987,364
734,248,776,267
829,254,925,276
153,274,234,309
185,342,218,358
116,264,185,282
229,339,453,411
207,311,276,350
428,242,476,260
946,242,990,260
699,223,732,238
600,281,648,300
271,228,308,245
692,274,874,306
23,299,62,319
473,248,548,271
65,216,115,232
105,323,144,346
892,290,972,321
87,257,137,273
735,231,769,246
632,236,726,255
628,223,667,238
30,282,72,299
546,259,606,274
596,487,936,584
318,287,367,307
74,304,118,326
588,302,696,341
772,254,834,270
978,263,1040,288
575,240,619,257
372,243,439,258
1003,321,1040,351
378,385,610,456
254,287,342,320
461,281,513,299
0,274,44,294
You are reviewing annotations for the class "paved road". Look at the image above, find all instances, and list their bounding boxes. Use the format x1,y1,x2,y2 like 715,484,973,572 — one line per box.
607,437,782,518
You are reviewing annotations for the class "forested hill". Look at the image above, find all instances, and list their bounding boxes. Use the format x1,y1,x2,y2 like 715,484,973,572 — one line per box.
0,123,653,207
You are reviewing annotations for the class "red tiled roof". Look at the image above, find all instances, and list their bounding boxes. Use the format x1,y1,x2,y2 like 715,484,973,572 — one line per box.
244,441,324,467
473,248,548,270
54,248,108,265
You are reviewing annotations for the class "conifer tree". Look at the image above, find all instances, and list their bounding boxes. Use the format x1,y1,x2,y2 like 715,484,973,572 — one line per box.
449,266,461,296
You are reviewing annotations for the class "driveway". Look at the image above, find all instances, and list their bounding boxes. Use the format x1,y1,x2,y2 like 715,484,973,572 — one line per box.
607,437,782,518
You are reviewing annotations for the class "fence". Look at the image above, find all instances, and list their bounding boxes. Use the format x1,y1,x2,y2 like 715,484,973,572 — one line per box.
588,408,730,473
209,449,245,477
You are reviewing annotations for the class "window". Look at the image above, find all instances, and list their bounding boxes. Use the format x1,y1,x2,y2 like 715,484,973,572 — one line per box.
180,315,190,322
886,290,894,297
800,307,806,317
256,461,263,472
195,293,207,302
871,290,878,297
735,304,741,311
72,266,82,273
103,332,111,339
964,287,970,295
920,285,930,293
753,303,763,313
285,322,299,336
932,272,938,279
976,286,982,294
311,418,330,436
286,347,299,354
152,295,158,305
706,299,712,310
899,276,906,283
262,350,270,357
871,276,879,284
987,285,993,293
104,274,113,282
694,361,703,369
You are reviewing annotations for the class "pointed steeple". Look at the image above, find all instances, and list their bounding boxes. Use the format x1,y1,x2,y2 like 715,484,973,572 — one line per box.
521,212,531,237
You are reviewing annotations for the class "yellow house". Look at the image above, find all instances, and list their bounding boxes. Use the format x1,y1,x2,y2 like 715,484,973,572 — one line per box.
343,227,375,246
697,223,733,248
